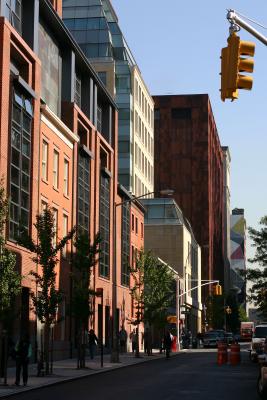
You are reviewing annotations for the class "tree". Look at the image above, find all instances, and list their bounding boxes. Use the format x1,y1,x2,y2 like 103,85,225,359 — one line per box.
244,216,267,319
17,207,75,374
71,232,101,369
130,250,175,356
0,180,21,379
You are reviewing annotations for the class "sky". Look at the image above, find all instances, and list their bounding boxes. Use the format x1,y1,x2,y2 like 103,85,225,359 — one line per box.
112,0,267,260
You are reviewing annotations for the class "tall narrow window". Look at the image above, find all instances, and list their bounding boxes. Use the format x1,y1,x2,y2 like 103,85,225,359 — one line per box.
75,74,81,108
121,202,130,286
9,88,33,240
97,105,102,133
62,214,68,257
42,141,48,181
99,172,110,278
5,0,22,34
63,159,69,196
53,150,59,189
78,150,90,234
52,208,58,248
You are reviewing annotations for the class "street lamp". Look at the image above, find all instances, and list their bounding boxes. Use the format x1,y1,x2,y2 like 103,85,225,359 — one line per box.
110,188,174,363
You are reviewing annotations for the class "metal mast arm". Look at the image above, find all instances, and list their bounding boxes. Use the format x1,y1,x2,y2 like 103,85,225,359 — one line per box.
227,9,267,46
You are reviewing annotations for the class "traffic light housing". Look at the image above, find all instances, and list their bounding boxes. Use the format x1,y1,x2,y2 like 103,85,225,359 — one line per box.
213,284,222,296
220,33,255,101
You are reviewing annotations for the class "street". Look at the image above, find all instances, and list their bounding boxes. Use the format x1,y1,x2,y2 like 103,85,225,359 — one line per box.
8,348,259,400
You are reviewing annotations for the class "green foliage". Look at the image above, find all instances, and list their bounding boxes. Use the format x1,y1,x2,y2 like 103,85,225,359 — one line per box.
17,207,75,325
239,306,248,322
71,232,101,325
130,250,175,327
0,180,21,328
244,216,267,320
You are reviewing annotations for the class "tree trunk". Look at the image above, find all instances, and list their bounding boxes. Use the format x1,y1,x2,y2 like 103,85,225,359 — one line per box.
44,322,50,375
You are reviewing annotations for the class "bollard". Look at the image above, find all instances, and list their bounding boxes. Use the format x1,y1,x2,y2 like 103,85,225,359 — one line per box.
230,343,241,365
217,341,228,365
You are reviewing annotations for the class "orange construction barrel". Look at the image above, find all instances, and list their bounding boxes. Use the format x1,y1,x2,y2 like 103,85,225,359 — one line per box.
217,342,228,365
230,343,241,365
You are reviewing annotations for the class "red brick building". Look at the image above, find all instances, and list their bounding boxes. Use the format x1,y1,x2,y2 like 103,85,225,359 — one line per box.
0,0,144,359
153,94,224,298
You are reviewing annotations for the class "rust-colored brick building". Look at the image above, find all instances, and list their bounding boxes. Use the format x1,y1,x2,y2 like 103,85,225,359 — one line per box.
0,0,144,359
153,94,224,298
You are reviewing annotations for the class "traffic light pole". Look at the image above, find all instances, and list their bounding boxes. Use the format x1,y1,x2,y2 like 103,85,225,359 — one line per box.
227,10,267,46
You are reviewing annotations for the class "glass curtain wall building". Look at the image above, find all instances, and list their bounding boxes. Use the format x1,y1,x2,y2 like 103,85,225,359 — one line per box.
63,0,154,196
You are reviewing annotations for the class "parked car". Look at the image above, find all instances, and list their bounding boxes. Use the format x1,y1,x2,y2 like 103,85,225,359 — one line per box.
257,354,267,398
225,332,234,345
203,331,225,348
250,324,267,362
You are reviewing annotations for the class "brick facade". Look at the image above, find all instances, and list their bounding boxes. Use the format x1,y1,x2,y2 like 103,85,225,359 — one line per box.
0,1,144,360
153,94,224,297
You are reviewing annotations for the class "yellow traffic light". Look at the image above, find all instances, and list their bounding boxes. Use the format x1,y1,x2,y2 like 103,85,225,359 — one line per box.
213,284,222,296
220,33,255,101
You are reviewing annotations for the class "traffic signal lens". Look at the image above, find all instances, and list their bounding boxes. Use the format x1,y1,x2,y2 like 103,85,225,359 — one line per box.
239,58,254,73
238,75,253,90
239,41,255,57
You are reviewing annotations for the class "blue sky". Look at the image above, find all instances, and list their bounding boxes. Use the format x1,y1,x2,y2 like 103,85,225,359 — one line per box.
112,0,267,259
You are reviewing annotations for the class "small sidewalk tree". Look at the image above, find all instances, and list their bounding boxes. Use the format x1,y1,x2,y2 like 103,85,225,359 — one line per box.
130,250,174,357
0,180,21,381
17,207,75,374
71,232,101,369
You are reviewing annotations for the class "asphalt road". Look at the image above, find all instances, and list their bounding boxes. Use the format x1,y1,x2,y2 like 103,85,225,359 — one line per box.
9,349,259,400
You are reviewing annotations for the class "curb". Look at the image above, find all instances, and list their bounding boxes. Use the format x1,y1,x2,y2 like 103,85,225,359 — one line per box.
0,352,183,398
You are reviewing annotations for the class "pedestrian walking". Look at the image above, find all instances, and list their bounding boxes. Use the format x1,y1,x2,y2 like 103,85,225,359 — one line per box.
164,330,172,359
130,329,137,353
14,334,32,386
144,328,152,356
119,326,127,353
88,329,98,360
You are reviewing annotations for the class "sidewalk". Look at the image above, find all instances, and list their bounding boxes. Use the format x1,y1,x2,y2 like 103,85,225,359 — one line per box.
0,350,169,398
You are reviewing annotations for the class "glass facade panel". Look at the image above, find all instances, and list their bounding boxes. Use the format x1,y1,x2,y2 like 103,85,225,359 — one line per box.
39,23,61,115
99,172,110,278
5,0,21,33
9,88,32,240
78,150,90,234
121,202,130,286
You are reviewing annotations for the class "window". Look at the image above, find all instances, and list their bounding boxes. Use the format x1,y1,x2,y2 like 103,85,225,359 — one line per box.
121,202,130,286
131,214,134,231
42,140,48,181
141,222,144,239
9,88,32,240
41,201,47,213
52,208,58,248
75,74,81,108
78,150,90,234
135,217,138,234
97,105,102,132
99,172,110,278
53,150,59,189
64,159,69,196
62,214,68,257
39,23,61,115
5,0,21,33
154,109,160,120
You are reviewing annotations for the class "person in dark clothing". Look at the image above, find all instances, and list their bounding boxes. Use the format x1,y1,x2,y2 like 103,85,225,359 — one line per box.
15,334,32,386
88,329,98,360
144,328,152,356
164,331,172,359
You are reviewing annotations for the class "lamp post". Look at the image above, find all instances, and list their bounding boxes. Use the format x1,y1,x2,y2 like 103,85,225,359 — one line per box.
110,189,174,363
